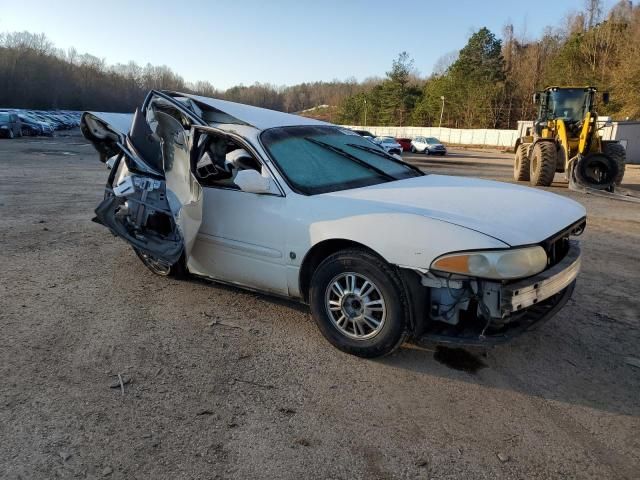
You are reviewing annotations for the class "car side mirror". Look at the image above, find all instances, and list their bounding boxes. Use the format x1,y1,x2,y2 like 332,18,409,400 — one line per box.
533,92,541,104
234,167,277,194
602,92,610,105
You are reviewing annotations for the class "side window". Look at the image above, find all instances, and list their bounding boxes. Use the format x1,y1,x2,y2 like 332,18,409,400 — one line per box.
192,132,261,189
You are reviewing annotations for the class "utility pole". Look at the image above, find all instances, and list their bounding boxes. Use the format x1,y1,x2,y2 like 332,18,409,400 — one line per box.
364,98,368,126
439,96,445,128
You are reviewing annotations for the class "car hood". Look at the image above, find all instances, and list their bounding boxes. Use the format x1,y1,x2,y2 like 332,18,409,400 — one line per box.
323,175,586,246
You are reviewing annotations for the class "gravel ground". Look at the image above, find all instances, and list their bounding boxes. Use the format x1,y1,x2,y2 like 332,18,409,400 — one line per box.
1,132,639,479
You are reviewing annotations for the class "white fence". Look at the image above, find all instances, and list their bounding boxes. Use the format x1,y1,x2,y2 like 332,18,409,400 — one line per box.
342,125,519,147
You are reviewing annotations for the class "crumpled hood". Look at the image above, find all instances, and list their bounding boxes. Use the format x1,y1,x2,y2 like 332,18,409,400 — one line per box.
324,174,586,246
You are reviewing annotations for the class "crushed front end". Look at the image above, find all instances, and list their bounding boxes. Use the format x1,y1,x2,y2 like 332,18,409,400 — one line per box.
412,221,584,346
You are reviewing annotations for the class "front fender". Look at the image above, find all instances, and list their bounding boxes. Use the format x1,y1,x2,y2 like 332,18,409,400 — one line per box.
306,212,508,271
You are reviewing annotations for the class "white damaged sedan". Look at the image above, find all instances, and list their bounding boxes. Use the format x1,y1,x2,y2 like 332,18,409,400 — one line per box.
82,90,586,357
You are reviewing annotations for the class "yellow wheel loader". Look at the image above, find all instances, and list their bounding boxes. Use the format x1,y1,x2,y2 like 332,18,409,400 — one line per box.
514,86,626,190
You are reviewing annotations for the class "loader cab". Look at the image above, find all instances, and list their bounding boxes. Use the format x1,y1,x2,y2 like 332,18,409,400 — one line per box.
535,87,598,128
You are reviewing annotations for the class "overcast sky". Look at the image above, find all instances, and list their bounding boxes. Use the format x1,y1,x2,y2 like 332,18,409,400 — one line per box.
0,0,617,89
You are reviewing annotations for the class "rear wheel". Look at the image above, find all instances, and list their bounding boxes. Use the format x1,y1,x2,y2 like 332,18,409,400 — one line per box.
602,141,626,185
530,142,557,186
309,249,408,358
514,143,530,181
410,145,416,153
7,129,14,139
133,247,187,279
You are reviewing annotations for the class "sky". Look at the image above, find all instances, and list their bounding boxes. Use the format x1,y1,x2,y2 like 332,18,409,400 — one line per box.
0,0,618,89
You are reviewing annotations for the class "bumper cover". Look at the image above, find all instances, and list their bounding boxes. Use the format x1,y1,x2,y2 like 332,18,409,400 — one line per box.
502,241,580,314
414,241,581,347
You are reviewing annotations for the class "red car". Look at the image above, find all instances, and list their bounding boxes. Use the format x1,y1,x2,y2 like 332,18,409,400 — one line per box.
395,137,412,152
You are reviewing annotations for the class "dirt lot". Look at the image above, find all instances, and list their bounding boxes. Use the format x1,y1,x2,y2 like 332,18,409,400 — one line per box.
1,132,639,479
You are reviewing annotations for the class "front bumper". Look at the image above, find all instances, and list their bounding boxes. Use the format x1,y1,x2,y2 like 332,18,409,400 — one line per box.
415,241,581,347
502,241,580,315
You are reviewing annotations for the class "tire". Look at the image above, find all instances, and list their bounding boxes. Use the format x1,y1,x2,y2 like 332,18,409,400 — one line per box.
309,249,409,358
514,143,530,181
529,142,557,186
602,141,626,185
8,129,14,139
574,153,618,190
424,148,429,155
410,145,416,153
133,247,188,279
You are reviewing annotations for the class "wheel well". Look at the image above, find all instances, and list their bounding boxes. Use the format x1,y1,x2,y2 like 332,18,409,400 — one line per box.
298,239,380,303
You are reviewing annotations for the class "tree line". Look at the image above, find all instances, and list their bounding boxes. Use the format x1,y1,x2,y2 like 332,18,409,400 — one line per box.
1,0,638,128
341,0,640,128
0,31,373,116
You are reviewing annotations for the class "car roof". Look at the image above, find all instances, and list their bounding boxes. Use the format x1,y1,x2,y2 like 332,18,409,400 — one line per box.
163,90,330,131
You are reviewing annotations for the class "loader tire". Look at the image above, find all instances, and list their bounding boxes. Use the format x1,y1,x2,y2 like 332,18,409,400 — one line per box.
602,141,626,185
574,153,618,190
530,142,557,187
514,143,530,181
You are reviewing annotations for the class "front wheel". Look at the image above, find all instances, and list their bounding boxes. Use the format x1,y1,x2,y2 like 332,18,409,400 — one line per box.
530,142,557,186
133,247,187,279
309,249,408,358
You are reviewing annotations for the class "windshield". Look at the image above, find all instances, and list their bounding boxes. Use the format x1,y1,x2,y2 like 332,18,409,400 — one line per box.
426,137,440,144
545,89,590,122
261,126,423,195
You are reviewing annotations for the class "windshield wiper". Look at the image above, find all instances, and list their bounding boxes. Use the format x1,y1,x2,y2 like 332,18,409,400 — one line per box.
346,143,424,175
304,137,395,181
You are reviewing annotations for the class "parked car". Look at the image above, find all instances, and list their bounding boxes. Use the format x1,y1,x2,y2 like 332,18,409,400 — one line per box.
30,112,61,130
396,137,412,152
18,113,54,136
411,136,447,155
81,90,586,358
0,112,22,138
372,136,403,155
352,129,376,139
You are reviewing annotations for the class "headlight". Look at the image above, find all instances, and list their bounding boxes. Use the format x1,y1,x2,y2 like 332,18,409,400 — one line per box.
431,246,548,280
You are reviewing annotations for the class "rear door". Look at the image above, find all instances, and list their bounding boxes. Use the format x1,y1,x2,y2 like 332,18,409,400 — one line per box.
82,102,203,266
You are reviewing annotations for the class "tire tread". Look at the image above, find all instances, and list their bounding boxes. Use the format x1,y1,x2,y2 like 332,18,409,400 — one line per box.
530,141,557,186
602,141,626,185
514,143,530,181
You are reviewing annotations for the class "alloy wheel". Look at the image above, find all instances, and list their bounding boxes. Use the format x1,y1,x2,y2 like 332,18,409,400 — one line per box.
324,272,386,340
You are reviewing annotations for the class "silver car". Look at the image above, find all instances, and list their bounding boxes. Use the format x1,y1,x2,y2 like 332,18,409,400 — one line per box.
411,136,447,155
373,136,403,155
